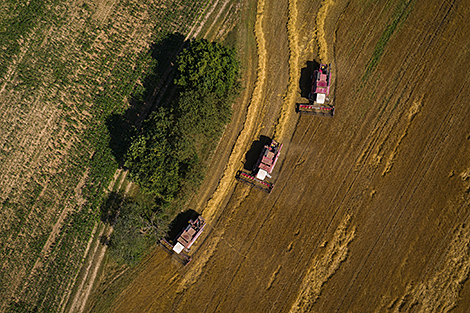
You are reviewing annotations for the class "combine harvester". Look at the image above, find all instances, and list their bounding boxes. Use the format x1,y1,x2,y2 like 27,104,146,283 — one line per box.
160,215,206,265
236,139,283,193
297,63,335,116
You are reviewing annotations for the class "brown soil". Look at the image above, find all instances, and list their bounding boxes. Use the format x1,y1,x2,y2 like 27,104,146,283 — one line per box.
95,0,470,312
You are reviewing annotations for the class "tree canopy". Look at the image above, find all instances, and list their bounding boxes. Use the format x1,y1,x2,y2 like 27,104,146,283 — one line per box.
124,38,241,202
113,38,242,265
124,108,180,201
175,39,240,97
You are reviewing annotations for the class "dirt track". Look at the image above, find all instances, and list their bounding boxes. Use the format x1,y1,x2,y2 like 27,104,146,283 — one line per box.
100,0,470,312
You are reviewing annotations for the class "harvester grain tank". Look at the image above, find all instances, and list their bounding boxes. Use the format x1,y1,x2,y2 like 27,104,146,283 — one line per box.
160,215,206,265
236,139,283,193
297,63,335,116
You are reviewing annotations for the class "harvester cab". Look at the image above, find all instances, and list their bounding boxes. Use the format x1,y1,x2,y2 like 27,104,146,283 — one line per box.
160,215,206,266
297,63,335,116
236,139,283,193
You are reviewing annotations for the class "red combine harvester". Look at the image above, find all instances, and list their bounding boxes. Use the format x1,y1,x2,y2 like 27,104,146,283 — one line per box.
297,63,335,116
160,215,206,265
236,139,283,193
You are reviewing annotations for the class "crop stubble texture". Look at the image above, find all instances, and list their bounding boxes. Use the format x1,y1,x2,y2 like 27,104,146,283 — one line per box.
98,0,470,312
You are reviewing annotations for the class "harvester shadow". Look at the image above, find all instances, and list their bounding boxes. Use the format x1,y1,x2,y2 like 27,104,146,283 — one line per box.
106,32,187,166
299,60,320,99
243,135,271,171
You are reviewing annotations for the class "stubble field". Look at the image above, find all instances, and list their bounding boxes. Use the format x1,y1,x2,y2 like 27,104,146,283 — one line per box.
98,0,470,312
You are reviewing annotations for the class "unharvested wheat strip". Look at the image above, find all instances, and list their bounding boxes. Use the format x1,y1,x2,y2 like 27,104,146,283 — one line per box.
315,0,335,63
274,0,300,143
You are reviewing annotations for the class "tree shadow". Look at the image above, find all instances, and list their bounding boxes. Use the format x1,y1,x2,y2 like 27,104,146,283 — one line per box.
106,32,187,165
100,191,124,225
164,209,200,243
138,32,187,107
243,135,271,171
299,60,320,99
106,113,136,166
99,235,109,246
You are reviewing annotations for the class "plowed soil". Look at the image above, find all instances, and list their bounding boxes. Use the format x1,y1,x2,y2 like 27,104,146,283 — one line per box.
100,0,470,312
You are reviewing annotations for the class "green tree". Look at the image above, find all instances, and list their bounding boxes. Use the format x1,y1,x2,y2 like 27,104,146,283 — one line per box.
108,204,149,266
175,89,231,139
119,39,242,264
175,39,240,97
124,108,180,201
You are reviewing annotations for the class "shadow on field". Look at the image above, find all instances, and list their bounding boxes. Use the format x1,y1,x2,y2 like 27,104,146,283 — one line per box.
100,191,125,225
106,32,187,165
299,60,320,98
165,209,200,243
243,135,271,171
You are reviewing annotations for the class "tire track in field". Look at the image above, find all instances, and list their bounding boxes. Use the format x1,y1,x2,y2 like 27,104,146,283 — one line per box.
338,0,391,85
221,118,324,313
277,0,433,308
335,2,465,310
176,0,269,295
67,172,132,313
288,215,355,313
201,0,232,39
186,0,218,40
